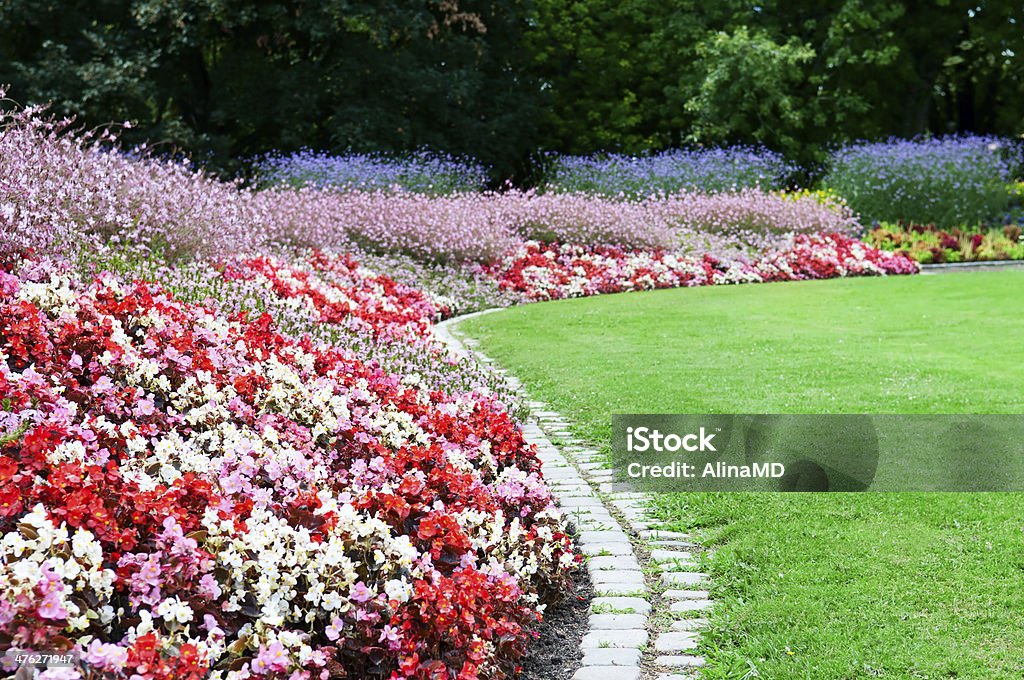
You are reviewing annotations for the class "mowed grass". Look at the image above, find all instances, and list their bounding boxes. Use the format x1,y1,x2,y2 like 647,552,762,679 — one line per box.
460,271,1024,679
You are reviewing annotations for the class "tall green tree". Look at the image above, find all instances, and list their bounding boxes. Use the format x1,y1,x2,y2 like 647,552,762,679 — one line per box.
0,0,542,176
528,0,1024,160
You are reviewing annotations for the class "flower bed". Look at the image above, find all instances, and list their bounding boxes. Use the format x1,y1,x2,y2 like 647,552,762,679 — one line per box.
254,150,491,195
0,100,927,680
865,222,1024,264
484,234,918,301
0,256,576,680
1,102,855,265
541,146,796,196
824,135,1020,227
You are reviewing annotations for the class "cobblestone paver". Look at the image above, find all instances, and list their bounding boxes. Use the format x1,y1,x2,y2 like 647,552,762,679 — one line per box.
433,314,715,679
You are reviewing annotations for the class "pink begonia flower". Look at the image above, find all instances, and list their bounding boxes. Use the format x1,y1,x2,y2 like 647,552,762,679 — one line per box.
134,397,156,417
252,642,289,675
37,594,68,620
137,556,161,587
92,375,114,393
220,472,244,495
349,582,374,603
325,616,344,641
204,614,225,640
379,624,401,649
84,640,128,670
199,574,222,600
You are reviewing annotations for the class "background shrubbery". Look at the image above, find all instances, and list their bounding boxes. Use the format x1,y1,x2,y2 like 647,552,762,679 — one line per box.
1,1,1022,178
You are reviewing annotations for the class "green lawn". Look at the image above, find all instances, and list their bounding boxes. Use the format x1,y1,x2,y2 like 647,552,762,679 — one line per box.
460,271,1024,679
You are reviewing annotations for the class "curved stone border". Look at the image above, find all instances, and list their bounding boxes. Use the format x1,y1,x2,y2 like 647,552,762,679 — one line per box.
921,259,1024,273
434,313,713,680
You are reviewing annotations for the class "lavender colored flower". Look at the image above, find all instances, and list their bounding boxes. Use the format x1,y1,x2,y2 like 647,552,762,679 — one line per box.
254,148,490,195
543,146,796,197
825,135,1022,227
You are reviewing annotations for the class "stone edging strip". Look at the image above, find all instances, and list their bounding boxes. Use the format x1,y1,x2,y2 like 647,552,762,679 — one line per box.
921,259,1024,273
434,312,713,680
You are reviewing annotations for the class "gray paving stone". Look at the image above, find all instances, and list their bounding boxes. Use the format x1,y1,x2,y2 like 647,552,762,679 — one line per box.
559,499,604,508
577,523,619,533
640,530,690,540
576,454,605,462
650,539,697,549
575,510,616,520
579,531,632,545
587,556,641,572
649,549,695,563
655,655,706,668
670,618,708,631
590,570,645,585
577,518,619,530
585,561,638,577
577,524,619,534
663,589,710,600
595,586,648,597
550,482,585,487
573,666,641,680
588,613,647,630
581,543,633,556
661,572,708,587
578,461,607,470
654,632,699,653
581,629,648,649
580,648,642,667
670,599,713,613
545,470,585,479
590,597,651,615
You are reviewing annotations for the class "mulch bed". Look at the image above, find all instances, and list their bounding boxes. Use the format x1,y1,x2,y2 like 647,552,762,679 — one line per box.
519,559,594,680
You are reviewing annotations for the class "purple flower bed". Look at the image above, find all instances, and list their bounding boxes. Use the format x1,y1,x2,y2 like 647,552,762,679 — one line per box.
542,146,796,196
254,149,491,194
825,135,1021,227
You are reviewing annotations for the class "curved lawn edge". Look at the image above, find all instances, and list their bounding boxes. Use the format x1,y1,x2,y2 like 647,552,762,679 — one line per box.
435,311,713,679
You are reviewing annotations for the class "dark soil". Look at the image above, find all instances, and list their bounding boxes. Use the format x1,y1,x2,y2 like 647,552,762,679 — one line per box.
519,562,594,680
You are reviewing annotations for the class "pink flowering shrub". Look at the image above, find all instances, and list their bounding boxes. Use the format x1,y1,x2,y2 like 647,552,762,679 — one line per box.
0,257,577,680
0,104,267,260
485,235,918,301
2,100,857,265
506,190,858,250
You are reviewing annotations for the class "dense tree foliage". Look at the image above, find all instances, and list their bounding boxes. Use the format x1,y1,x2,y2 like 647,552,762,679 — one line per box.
1,0,1021,176
530,0,1024,162
0,0,539,175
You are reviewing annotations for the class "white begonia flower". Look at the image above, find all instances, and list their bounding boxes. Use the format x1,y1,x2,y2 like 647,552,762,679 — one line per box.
321,591,343,611
156,597,194,624
384,579,412,603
